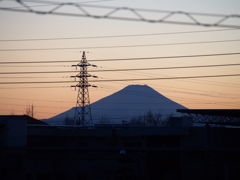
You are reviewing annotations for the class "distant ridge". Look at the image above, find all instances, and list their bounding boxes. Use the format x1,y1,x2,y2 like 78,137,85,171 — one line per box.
43,85,187,125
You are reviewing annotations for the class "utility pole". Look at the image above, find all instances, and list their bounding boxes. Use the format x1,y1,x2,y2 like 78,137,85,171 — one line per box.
71,51,97,125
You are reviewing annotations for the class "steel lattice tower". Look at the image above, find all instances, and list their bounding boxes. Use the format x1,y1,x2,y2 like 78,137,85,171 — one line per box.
71,51,96,125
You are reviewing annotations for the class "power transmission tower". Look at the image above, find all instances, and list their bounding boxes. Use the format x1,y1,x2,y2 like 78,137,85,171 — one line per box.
71,51,97,126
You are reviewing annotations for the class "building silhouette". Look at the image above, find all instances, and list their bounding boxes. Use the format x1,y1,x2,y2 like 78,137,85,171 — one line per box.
0,111,240,180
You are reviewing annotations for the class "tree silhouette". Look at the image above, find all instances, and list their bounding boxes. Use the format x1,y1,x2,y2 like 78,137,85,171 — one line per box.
24,103,35,118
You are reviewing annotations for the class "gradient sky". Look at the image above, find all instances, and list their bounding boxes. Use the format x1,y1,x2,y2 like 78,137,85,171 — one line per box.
0,0,240,119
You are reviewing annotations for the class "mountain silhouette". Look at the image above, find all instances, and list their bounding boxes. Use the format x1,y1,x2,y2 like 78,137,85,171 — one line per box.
43,85,187,125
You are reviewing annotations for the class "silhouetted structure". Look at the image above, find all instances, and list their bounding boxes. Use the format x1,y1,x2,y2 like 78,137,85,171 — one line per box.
71,51,97,125
177,109,240,126
1,112,240,180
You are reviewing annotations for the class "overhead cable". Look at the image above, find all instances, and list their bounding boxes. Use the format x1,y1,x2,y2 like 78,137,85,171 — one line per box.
0,0,240,28
0,28,237,42
0,39,239,51
0,63,239,74
0,52,239,64
0,73,239,84
0,96,73,103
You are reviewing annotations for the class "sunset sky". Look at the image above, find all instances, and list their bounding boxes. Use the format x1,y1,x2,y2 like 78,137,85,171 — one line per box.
0,0,240,119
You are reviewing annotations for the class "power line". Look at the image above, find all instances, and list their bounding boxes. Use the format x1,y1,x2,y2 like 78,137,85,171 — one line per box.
100,75,240,100
0,84,239,111
0,52,239,64
103,79,240,98
0,71,76,74
2,0,115,12
90,63,240,72
1,1,240,28
1,63,239,74
1,75,239,100
91,52,240,62
0,87,221,104
0,96,73,103
0,102,69,109
1,102,195,111
2,82,239,111
116,62,240,87
0,76,68,78
0,89,238,114
0,28,237,42
0,65,70,67
2,62,237,89
102,73,240,91
0,39,239,51
99,77,240,97
103,70,240,89
1,79,239,100
98,87,240,108
89,73,240,82
99,66,240,88
0,74,239,84
154,87,240,100
0,86,70,89
0,108,60,115
4,65,239,88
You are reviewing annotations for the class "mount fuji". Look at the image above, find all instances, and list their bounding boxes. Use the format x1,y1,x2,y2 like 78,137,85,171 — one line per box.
43,85,187,125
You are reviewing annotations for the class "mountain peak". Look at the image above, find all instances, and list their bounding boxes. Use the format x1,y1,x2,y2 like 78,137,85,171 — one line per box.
44,85,187,125
119,84,159,95
121,84,157,91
